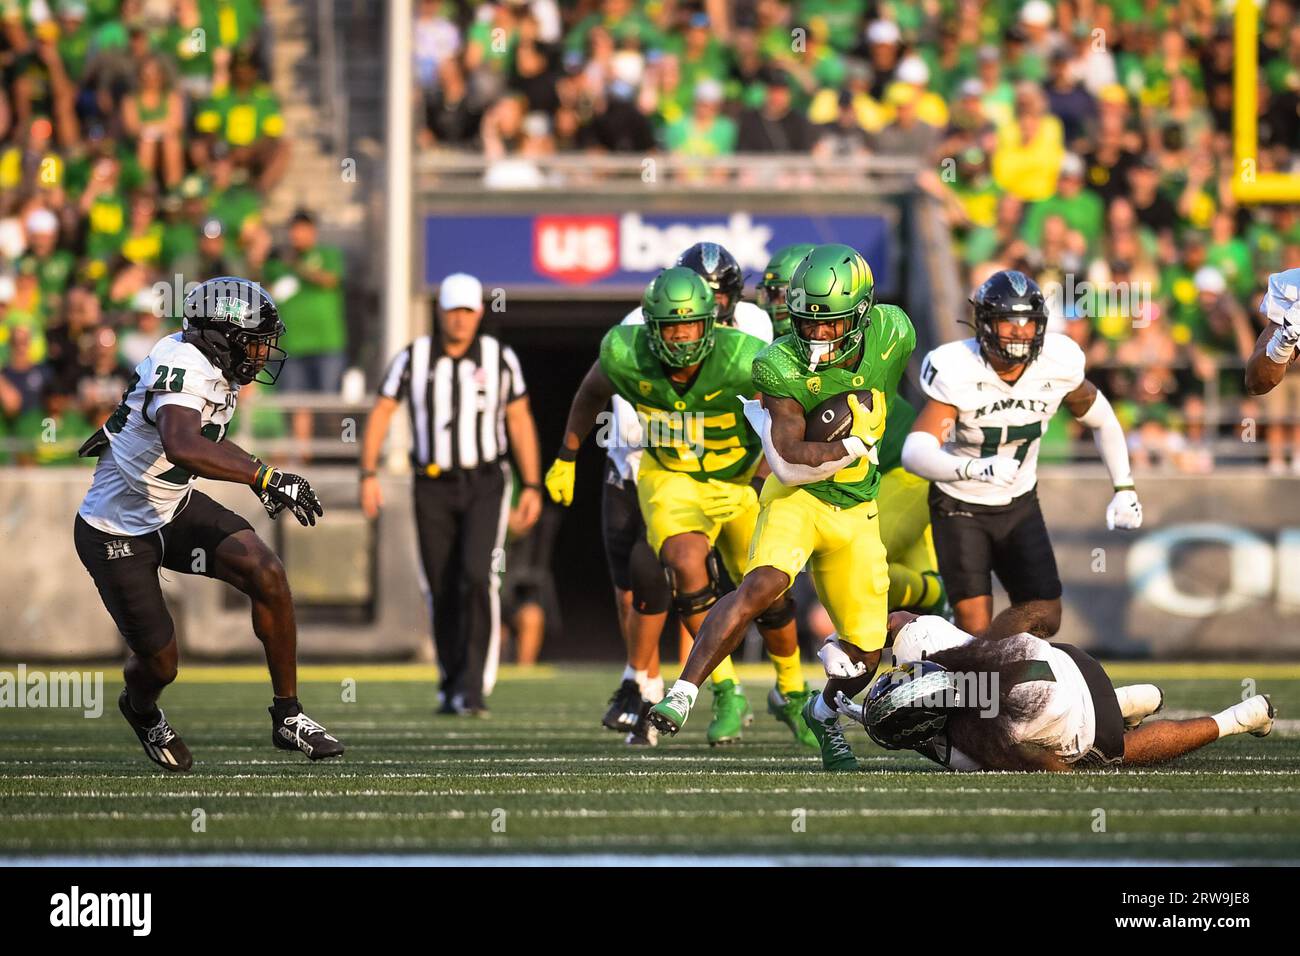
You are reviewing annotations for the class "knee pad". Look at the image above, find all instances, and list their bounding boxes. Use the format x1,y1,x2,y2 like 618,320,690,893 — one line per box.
663,549,722,616
755,593,795,629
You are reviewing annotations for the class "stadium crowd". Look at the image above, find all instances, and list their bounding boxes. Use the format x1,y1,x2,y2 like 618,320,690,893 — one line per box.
414,0,1300,472
0,0,346,465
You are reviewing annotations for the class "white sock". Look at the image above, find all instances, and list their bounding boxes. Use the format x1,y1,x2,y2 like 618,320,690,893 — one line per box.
669,679,699,705
1212,698,1263,738
644,676,664,703
621,664,637,682
812,692,837,722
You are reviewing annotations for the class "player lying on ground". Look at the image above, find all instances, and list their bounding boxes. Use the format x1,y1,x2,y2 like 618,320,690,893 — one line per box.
838,611,1274,771
546,266,816,747
902,269,1143,641
74,277,342,772
650,244,916,771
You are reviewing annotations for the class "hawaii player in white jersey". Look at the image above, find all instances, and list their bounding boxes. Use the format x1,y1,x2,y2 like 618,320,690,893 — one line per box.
839,611,1275,772
1245,267,1300,395
902,270,1144,641
73,277,342,772
598,241,779,744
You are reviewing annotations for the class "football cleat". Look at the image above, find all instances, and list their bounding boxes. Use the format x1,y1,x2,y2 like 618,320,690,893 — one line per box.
118,689,193,772
1242,695,1276,738
625,701,660,747
801,694,860,771
706,679,753,746
648,688,694,735
603,679,645,731
270,701,344,760
767,685,819,749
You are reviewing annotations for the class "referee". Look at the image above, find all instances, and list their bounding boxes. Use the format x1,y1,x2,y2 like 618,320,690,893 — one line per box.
360,273,542,715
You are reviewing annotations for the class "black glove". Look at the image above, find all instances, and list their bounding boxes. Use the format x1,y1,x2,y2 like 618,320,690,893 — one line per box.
252,464,325,526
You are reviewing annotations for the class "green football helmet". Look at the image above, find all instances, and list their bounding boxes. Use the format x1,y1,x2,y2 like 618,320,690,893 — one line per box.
641,266,718,367
787,243,875,368
758,243,816,337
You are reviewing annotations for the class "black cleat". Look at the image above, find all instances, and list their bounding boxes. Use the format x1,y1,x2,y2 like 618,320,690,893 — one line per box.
270,701,344,760
118,689,192,772
625,701,660,747
602,679,645,731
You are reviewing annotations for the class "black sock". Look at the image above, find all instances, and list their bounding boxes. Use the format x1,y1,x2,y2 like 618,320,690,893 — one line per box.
272,695,300,714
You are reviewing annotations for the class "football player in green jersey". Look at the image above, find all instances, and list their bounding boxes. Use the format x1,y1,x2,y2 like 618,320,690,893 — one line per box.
545,268,816,747
650,244,916,770
757,243,816,338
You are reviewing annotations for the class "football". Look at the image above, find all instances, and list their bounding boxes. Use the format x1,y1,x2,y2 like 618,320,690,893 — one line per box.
803,390,873,443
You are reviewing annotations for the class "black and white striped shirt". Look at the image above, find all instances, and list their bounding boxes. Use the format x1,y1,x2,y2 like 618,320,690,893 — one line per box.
379,333,527,473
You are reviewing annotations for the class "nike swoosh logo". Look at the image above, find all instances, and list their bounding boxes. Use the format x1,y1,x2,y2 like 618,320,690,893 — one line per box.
704,390,723,401
881,341,898,361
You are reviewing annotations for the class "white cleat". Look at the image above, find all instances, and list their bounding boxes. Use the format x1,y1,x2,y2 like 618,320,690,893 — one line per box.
1116,683,1164,730
1241,695,1276,738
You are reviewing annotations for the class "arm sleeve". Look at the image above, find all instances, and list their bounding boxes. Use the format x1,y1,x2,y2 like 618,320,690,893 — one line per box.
1075,389,1134,488
379,346,411,400
741,396,855,486
901,430,970,482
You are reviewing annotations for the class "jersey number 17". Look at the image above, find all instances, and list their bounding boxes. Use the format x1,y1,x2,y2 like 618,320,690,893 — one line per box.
979,422,1042,463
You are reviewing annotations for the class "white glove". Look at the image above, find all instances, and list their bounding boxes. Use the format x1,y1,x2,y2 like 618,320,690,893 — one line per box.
834,691,865,722
1106,488,1143,530
961,455,1020,487
818,637,867,678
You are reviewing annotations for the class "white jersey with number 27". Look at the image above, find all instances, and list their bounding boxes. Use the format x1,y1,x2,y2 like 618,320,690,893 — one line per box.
79,332,240,536
917,332,1085,505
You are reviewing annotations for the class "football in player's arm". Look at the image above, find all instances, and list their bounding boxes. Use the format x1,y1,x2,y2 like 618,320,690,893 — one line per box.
1245,267,1300,395
649,243,916,772
901,270,1142,642
74,277,339,772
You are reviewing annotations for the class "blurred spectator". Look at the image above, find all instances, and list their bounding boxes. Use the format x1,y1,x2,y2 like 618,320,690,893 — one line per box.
267,210,346,394
737,69,812,152
665,77,735,158
992,82,1063,201
193,49,287,192
121,55,185,189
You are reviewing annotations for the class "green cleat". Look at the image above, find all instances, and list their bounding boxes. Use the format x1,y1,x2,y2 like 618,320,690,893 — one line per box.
801,694,860,771
648,688,693,736
706,679,753,746
767,685,819,749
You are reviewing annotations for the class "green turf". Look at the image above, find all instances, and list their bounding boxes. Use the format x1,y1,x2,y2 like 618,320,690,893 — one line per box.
1,667,1298,862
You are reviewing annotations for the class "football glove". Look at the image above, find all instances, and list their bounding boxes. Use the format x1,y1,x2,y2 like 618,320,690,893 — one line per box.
818,637,868,679
961,455,1020,487
1106,488,1143,530
544,458,576,506
842,393,882,462
252,465,324,526
699,479,757,521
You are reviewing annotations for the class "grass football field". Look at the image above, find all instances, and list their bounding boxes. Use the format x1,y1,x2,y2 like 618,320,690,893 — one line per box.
2,663,1298,864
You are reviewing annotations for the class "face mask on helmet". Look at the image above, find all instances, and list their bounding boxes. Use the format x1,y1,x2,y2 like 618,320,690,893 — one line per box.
976,312,1047,365
789,296,870,369
231,331,287,385
861,660,962,751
